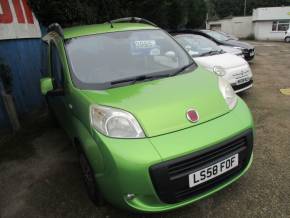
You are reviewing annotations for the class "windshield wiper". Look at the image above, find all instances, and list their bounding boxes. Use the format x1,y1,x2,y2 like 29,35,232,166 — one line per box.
111,63,195,86
110,73,171,86
170,62,195,77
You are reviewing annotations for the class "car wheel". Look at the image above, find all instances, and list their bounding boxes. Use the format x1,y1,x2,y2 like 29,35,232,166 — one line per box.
285,37,290,43
79,152,105,206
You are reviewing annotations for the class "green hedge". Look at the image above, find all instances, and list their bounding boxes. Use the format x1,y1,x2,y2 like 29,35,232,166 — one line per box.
28,0,207,29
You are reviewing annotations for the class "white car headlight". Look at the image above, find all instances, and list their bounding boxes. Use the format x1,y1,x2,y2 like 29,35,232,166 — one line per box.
90,105,145,138
218,77,237,110
213,66,226,76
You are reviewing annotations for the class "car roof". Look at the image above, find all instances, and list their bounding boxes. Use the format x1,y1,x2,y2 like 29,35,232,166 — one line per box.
172,32,204,38
62,22,158,39
169,29,204,34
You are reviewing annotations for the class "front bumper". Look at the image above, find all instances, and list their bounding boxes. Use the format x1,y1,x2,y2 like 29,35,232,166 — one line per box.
150,129,253,204
232,79,253,93
93,99,254,212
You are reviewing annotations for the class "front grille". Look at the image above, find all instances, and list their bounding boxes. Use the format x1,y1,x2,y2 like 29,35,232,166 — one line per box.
150,130,253,204
233,79,253,91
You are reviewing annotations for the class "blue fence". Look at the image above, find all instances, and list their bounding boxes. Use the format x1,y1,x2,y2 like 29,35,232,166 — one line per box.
0,38,44,129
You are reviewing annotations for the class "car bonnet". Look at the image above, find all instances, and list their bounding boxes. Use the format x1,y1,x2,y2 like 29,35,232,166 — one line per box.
81,67,230,137
222,40,254,49
194,53,248,70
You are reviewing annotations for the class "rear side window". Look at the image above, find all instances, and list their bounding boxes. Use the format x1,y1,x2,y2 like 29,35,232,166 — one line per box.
50,43,64,88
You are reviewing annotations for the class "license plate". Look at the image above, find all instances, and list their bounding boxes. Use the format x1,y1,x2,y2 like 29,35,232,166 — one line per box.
237,77,250,85
188,154,239,188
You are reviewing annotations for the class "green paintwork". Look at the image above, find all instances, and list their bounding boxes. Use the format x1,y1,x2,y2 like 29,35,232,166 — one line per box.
63,23,158,39
41,22,254,212
40,77,53,95
82,68,229,137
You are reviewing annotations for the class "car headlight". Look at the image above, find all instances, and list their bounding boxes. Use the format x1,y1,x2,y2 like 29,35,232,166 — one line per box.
218,77,237,110
213,66,226,76
90,105,145,138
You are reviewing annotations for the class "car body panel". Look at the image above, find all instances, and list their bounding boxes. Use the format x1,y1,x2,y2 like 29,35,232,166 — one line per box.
189,29,255,61
171,31,252,93
63,23,158,39
221,39,254,50
194,53,253,89
285,28,290,42
90,99,253,211
194,53,247,70
41,22,254,212
219,45,243,57
81,67,230,137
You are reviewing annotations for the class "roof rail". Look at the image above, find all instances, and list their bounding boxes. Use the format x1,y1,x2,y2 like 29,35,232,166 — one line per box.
47,23,64,38
108,17,157,27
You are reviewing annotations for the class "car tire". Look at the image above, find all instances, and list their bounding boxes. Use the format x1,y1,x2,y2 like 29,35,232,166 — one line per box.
79,152,105,206
285,37,290,43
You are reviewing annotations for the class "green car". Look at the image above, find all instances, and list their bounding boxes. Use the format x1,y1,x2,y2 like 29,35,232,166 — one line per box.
40,18,254,212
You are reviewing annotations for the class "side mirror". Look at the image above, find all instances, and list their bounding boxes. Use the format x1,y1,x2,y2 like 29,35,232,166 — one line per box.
40,77,64,96
40,77,53,95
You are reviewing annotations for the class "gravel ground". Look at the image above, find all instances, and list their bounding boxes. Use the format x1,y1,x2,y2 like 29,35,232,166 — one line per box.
1,41,290,218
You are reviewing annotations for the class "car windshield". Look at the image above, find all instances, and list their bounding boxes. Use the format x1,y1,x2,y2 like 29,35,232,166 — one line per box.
65,29,194,90
175,34,222,57
218,31,238,40
203,30,230,41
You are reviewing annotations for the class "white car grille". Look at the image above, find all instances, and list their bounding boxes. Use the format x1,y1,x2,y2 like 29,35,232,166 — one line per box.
224,65,252,85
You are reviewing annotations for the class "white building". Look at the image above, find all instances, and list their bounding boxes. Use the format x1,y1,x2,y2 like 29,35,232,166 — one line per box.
207,6,290,41
206,16,253,38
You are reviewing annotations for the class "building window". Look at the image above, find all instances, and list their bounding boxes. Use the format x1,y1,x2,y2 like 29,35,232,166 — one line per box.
272,20,290,32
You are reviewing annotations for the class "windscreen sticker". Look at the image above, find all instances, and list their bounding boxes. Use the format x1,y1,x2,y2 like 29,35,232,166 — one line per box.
130,40,160,56
134,40,156,49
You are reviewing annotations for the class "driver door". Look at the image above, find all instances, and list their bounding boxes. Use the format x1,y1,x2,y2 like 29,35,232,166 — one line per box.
48,42,68,128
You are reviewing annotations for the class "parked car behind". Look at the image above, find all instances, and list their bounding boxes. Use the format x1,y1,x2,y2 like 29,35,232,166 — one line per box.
189,29,255,61
285,28,290,42
219,45,244,58
40,18,254,212
218,31,239,40
172,32,253,93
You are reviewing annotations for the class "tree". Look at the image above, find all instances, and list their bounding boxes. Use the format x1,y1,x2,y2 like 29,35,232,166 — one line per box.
28,0,207,29
186,0,207,28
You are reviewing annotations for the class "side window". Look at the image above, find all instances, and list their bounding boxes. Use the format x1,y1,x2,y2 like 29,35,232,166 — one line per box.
272,20,290,32
50,43,64,89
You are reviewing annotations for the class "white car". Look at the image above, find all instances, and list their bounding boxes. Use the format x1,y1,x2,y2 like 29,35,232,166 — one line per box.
173,33,253,93
217,31,239,41
285,28,290,43
219,45,244,58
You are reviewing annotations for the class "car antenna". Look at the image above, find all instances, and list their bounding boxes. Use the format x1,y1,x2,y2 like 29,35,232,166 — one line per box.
102,0,114,28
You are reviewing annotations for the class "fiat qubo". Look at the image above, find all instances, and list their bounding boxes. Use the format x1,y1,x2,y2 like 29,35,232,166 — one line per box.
40,18,254,212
